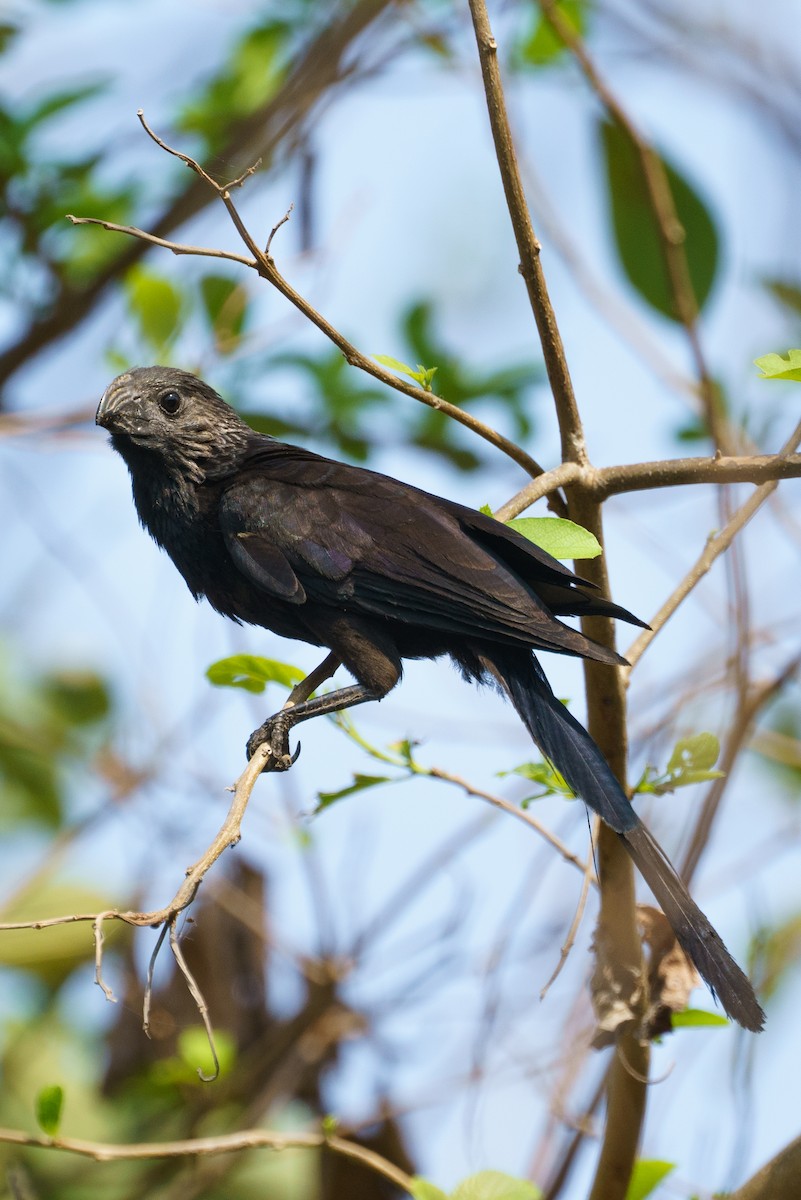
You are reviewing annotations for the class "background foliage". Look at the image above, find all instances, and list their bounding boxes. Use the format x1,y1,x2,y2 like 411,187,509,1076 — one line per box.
1,1,801,1197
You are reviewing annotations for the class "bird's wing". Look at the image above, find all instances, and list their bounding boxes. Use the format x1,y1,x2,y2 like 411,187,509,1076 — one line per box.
219,447,613,658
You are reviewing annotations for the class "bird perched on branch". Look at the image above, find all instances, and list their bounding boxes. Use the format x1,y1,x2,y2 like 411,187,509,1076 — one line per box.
97,365,764,1032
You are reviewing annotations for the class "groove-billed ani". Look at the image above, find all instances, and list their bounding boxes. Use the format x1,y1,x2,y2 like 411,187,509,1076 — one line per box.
97,366,764,1031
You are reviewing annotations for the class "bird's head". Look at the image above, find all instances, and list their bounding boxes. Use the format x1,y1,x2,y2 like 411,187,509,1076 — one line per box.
97,366,252,483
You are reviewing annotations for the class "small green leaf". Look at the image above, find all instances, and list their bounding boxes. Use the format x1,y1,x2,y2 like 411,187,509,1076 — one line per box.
35,1085,64,1137
205,655,305,694
452,1170,541,1200
506,517,602,560
500,760,575,803
671,1008,729,1028
480,503,494,517
600,118,719,320
316,773,392,811
374,353,415,375
411,1180,449,1200
754,350,801,382
624,1159,675,1200
126,267,184,352
374,354,437,391
666,732,721,775
639,732,725,795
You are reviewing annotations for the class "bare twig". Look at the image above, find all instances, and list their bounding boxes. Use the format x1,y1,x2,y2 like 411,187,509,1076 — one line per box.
536,0,726,450
625,419,801,671
540,838,597,1000
467,0,586,467
0,1126,416,1194
69,115,554,491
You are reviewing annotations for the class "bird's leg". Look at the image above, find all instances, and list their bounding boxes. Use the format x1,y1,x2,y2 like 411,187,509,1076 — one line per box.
247,654,382,769
281,651,341,711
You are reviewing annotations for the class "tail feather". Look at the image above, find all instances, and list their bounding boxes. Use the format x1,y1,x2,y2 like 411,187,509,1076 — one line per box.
491,650,765,1032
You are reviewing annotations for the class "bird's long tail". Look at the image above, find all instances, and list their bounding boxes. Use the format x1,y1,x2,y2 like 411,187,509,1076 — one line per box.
488,649,764,1032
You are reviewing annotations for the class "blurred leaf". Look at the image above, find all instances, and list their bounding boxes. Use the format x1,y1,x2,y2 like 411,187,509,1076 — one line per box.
41,670,111,726
316,773,393,812
126,267,185,353
624,1160,675,1200
600,118,719,320
763,278,801,318
0,23,19,53
671,1008,729,1028
505,516,602,560
0,880,123,985
35,1084,64,1136
205,655,304,694
452,1171,541,1200
753,910,801,999
0,664,112,829
754,349,801,382
412,1181,449,1200
180,22,289,149
177,1027,235,1079
199,274,249,354
25,82,107,130
518,0,588,67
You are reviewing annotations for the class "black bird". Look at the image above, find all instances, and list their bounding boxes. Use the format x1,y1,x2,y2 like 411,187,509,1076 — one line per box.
97,365,764,1032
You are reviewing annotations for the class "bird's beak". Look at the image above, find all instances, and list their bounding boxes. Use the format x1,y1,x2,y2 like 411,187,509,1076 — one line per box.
96,374,145,434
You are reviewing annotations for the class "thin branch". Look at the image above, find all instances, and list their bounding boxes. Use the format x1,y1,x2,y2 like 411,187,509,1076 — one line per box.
536,0,726,449
169,918,219,1082
0,1127,415,1194
540,838,596,1000
70,115,554,490
66,216,254,268
427,767,591,876
467,0,587,467
625,419,801,671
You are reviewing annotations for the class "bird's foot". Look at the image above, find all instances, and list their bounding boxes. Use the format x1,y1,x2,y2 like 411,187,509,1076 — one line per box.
246,712,301,772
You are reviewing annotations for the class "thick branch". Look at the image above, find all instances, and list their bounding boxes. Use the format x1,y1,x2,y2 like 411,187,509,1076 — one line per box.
728,1133,801,1200
496,449,801,518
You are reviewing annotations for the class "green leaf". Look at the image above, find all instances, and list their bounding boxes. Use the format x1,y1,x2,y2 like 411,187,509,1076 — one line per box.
199,274,248,354
600,118,719,320
506,517,602,560
754,349,801,382
316,773,392,811
35,1084,64,1137
374,353,415,375
624,1159,675,1200
671,1008,729,1028
205,655,305,694
452,1170,541,1200
500,759,575,803
411,1180,449,1200
519,0,587,67
374,354,437,390
126,267,184,352
638,732,725,795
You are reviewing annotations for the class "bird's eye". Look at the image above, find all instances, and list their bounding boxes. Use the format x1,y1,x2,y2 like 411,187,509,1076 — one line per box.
158,390,182,416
